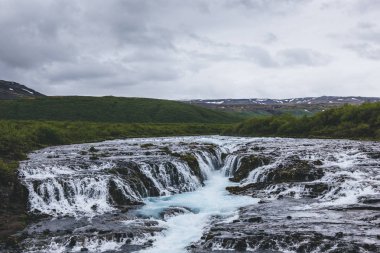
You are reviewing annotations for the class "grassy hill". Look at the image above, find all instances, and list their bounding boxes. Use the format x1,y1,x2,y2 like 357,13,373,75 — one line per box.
0,96,243,173
0,95,242,188
0,96,242,123
224,102,380,140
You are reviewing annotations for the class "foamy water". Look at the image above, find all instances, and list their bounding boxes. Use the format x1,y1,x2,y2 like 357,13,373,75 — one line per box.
16,136,380,252
139,171,259,253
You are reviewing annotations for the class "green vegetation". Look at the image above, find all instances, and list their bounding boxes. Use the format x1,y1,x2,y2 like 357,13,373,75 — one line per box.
0,96,242,179
203,103,335,118
225,102,380,140
0,96,243,123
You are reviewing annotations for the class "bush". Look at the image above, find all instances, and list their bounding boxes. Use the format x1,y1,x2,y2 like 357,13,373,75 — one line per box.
226,102,380,140
34,126,64,145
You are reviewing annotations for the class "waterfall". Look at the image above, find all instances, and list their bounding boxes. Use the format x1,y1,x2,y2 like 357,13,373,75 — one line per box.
19,138,224,217
14,136,380,253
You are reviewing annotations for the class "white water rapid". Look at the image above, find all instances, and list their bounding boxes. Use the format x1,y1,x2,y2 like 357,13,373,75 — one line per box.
13,136,380,253
139,171,259,253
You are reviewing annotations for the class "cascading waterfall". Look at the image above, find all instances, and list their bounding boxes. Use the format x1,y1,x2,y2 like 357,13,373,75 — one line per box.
9,136,380,253
19,140,222,217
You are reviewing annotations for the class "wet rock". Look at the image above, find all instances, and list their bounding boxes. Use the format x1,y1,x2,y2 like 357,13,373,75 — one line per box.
68,236,76,247
312,160,323,166
180,153,203,183
234,239,247,251
247,216,263,223
304,183,329,198
159,206,192,220
108,179,144,206
0,170,29,243
88,146,99,152
265,156,324,183
229,155,271,182
366,152,380,159
358,195,380,205
226,182,268,195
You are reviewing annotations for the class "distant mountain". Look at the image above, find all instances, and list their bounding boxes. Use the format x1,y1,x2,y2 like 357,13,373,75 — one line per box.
0,80,45,99
185,96,380,106
183,96,380,117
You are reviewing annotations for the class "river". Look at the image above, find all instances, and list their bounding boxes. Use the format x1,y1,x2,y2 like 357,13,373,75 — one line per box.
6,136,380,252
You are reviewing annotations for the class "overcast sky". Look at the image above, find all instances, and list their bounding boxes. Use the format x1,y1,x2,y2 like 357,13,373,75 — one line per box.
0,0,380,99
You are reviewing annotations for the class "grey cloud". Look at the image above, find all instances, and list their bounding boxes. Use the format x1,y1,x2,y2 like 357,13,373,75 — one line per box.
183,35,328,68
0,0,379,98
354,0,380,13
345,43,380,60
342,22,380,60
276,49,332,66
48,62,116,82
0,1,76,69
224,0,310,12
0,0,181,90
241,46,278,67
263,33,278,44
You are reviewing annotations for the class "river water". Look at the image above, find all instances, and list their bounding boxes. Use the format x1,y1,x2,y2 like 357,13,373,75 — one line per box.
139,172,258,253
7,136,380,252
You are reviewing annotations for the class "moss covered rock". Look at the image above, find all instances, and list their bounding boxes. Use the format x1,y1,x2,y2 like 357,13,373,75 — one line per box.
180,153,203,183
265,156,324,184
230,155,271,182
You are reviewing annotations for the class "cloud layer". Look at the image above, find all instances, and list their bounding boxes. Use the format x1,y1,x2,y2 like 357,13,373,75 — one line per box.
0,0,379,99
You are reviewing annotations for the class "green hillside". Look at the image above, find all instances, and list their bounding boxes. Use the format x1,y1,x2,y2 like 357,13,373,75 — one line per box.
0,96,243,123
225,102,380,140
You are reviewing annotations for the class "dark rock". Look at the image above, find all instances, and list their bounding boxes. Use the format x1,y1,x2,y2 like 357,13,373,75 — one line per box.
286,216,292,220
180,153,203,183
304,183,329,198
159,206,192,220
265,157,324,184
358,195,380,205
230,155,271,182
89,146,99,153
234,239,247,251
226,182,268,195
141,143,155,148
68,236,77,247
0,170,29,243
108,161,161,200
247,217,263,223
366,152,380,159
91,204,98,211
0,80,45,99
